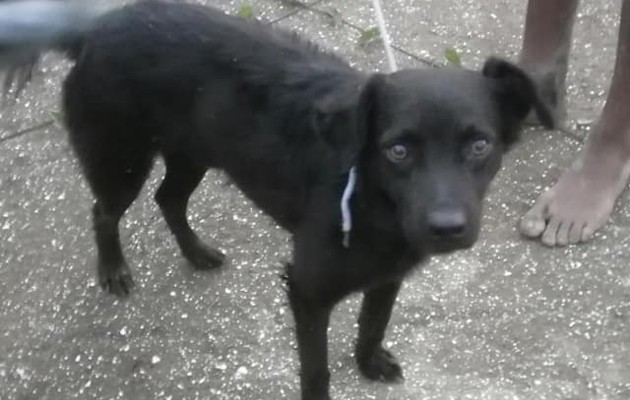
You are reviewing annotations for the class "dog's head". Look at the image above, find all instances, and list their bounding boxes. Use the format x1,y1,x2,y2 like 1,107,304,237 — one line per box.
339,58,551,254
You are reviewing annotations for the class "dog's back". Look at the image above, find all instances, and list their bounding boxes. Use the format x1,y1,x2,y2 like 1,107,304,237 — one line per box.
63,1,359,229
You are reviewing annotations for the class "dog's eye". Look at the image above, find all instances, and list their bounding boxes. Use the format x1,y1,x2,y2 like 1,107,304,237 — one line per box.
468,139,492,158
386,144,408,162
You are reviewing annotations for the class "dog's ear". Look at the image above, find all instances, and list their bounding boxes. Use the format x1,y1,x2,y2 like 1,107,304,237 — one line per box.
311,91,357,171
482,57,555,130
312,74,385,170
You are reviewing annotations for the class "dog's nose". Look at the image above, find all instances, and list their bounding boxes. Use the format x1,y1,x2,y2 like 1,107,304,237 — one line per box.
428,208,466,238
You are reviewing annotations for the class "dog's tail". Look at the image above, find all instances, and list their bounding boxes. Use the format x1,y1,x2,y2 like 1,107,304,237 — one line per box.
0,0,115,95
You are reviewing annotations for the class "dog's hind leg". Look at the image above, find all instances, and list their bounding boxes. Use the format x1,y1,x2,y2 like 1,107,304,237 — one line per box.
155,155,225,270
355,280,403,383
88,154,154,297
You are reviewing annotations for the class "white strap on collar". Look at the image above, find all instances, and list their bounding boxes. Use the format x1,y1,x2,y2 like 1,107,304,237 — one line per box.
340,166,357,248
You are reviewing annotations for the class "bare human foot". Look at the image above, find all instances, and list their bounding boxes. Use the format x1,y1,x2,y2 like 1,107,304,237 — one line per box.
520,135,630,246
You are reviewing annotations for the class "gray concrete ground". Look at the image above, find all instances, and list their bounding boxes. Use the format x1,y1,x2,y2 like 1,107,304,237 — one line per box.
1,0,629,399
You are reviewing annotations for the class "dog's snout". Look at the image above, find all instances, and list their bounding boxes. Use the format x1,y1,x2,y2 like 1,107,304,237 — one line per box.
428,208,467,238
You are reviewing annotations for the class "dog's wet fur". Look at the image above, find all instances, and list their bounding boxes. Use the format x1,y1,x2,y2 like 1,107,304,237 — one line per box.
2,1,553,399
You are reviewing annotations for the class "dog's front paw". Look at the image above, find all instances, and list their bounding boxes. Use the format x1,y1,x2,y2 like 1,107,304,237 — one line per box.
182,241,226,270
98,263,135,297
302,391,331,400
357,346,403,383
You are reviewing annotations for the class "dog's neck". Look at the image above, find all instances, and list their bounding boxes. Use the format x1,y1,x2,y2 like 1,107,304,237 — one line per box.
347,170,410,248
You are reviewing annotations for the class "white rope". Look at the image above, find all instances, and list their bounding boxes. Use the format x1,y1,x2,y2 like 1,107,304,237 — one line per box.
371,0,398,72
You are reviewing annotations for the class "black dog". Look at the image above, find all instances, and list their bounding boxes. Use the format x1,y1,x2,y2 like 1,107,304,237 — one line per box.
1,1,552,399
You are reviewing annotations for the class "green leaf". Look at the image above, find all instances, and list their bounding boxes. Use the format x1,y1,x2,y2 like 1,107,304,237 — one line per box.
444,47,462,67
237,5,254,20
321,8,343,27
49,110,64,127
358,27,380,47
